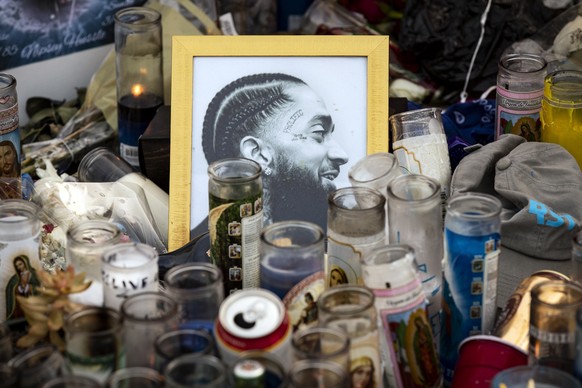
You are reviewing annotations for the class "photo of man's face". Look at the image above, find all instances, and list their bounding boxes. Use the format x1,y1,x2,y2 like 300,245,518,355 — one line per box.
268,84,349,194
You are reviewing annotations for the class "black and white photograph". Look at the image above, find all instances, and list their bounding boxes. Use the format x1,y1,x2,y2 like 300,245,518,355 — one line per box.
189,56,368,236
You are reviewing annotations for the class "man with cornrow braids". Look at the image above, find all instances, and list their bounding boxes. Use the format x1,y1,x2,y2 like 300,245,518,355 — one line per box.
192,73,349,236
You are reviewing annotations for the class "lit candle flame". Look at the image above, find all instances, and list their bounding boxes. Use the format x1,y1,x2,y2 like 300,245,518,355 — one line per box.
131,84,144,97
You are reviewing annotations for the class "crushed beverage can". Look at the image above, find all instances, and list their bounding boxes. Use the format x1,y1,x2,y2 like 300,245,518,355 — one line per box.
215,288,292,367
493,270,570,353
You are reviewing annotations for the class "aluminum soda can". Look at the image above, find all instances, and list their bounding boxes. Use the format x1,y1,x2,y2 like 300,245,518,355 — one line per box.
440,192,502,384
208,158,263,295
215,288,292,368
493,270,570,354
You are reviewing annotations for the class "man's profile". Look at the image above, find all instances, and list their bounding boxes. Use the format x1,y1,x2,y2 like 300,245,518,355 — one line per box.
195,73,349,235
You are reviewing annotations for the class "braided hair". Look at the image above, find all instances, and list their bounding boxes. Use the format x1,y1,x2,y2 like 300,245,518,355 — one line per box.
202,73,307,163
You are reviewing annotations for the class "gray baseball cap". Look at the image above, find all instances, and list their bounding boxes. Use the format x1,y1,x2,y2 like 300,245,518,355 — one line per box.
450,134,582,307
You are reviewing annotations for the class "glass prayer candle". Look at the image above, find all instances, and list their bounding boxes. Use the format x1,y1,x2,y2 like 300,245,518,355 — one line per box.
259,220,325,299
164,354,228,388
326,187,386,286
8,344,68,388
114,7,163,168
0,199,42,322
288,359,349,388
64,307,124,384
317,285,382,388
40,376,101,388
163,262,224,332
66,220,122,307
386,173,443,342
0,73,21,200
106,367,164,388
291,327,350,372
120,291,179,368
154,329,216,373
208,157,263,295
101,242,159,311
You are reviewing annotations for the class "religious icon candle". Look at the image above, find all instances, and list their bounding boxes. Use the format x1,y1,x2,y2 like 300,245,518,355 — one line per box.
114,7,163,168
0,73,22,199
0,199,42,322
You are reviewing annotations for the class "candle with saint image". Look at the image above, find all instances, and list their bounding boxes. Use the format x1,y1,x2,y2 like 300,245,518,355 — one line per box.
115,7,163,168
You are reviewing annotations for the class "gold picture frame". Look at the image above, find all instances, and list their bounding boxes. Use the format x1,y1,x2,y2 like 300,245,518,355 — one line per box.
168,35,389,250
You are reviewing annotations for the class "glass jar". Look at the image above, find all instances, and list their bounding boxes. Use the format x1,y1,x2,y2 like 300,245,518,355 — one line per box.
0,73,21,200
208,157,263,295
540,69,582,168
114,7,164,168
440,192,502,384
259,220,325,299
327,187,385,287
496,53,547,141
0,199,42,322
66,220,122,307
387,174,443,341
318,285,382,388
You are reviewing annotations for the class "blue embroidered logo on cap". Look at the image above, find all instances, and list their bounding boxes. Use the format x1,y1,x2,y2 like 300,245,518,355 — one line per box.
528,199,576,231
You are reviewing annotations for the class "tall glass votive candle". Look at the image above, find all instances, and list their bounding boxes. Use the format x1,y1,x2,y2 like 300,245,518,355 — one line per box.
529,280,582,374
574,231,582,285
66,220,122,307
260,220,325,299
317,285,382,388
496,53,547,141
120,291,179,368
291,327,350,372
288,359,349,388
163,262,224,332
326,187,386,287
7,344,68,388
389,107,452,217
164,354,228,388
64,307,124,384
154,329,216,373
541,69,582,168
386,174,443,341
114,7,163,168
440,192,502,384
106,367,164,388
0,73,21,200
0,199,42,322
40,375,101,388
101,242,159,311
348,152,404,239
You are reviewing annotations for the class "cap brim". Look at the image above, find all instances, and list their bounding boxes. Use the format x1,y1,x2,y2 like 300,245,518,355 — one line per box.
497,245,573,308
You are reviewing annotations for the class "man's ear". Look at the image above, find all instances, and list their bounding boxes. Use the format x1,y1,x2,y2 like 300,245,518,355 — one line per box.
240,135,274,168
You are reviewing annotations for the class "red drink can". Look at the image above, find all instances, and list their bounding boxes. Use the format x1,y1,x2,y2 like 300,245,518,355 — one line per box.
215,288,292,367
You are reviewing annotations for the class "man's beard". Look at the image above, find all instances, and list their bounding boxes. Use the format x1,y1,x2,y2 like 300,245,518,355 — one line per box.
263,160,336,230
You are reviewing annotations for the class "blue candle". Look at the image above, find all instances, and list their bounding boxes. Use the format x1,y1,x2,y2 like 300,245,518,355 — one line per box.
260,254,323,299
117,87,163,168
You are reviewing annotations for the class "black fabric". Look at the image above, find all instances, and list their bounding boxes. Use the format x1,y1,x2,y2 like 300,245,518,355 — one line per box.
398,0,572,95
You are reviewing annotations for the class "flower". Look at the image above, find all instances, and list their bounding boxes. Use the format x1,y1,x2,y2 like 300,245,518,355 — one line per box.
16,266,91,351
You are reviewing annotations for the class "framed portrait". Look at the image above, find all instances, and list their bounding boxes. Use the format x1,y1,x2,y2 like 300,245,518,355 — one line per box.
169,35,389,250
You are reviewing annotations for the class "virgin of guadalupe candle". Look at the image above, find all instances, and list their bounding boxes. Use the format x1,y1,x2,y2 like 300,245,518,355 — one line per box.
114,7,163,168
101,242,159,310
0,199,42,322
496,53,546,141
0,73,21,199
259,220,325,299
362,244,442,388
